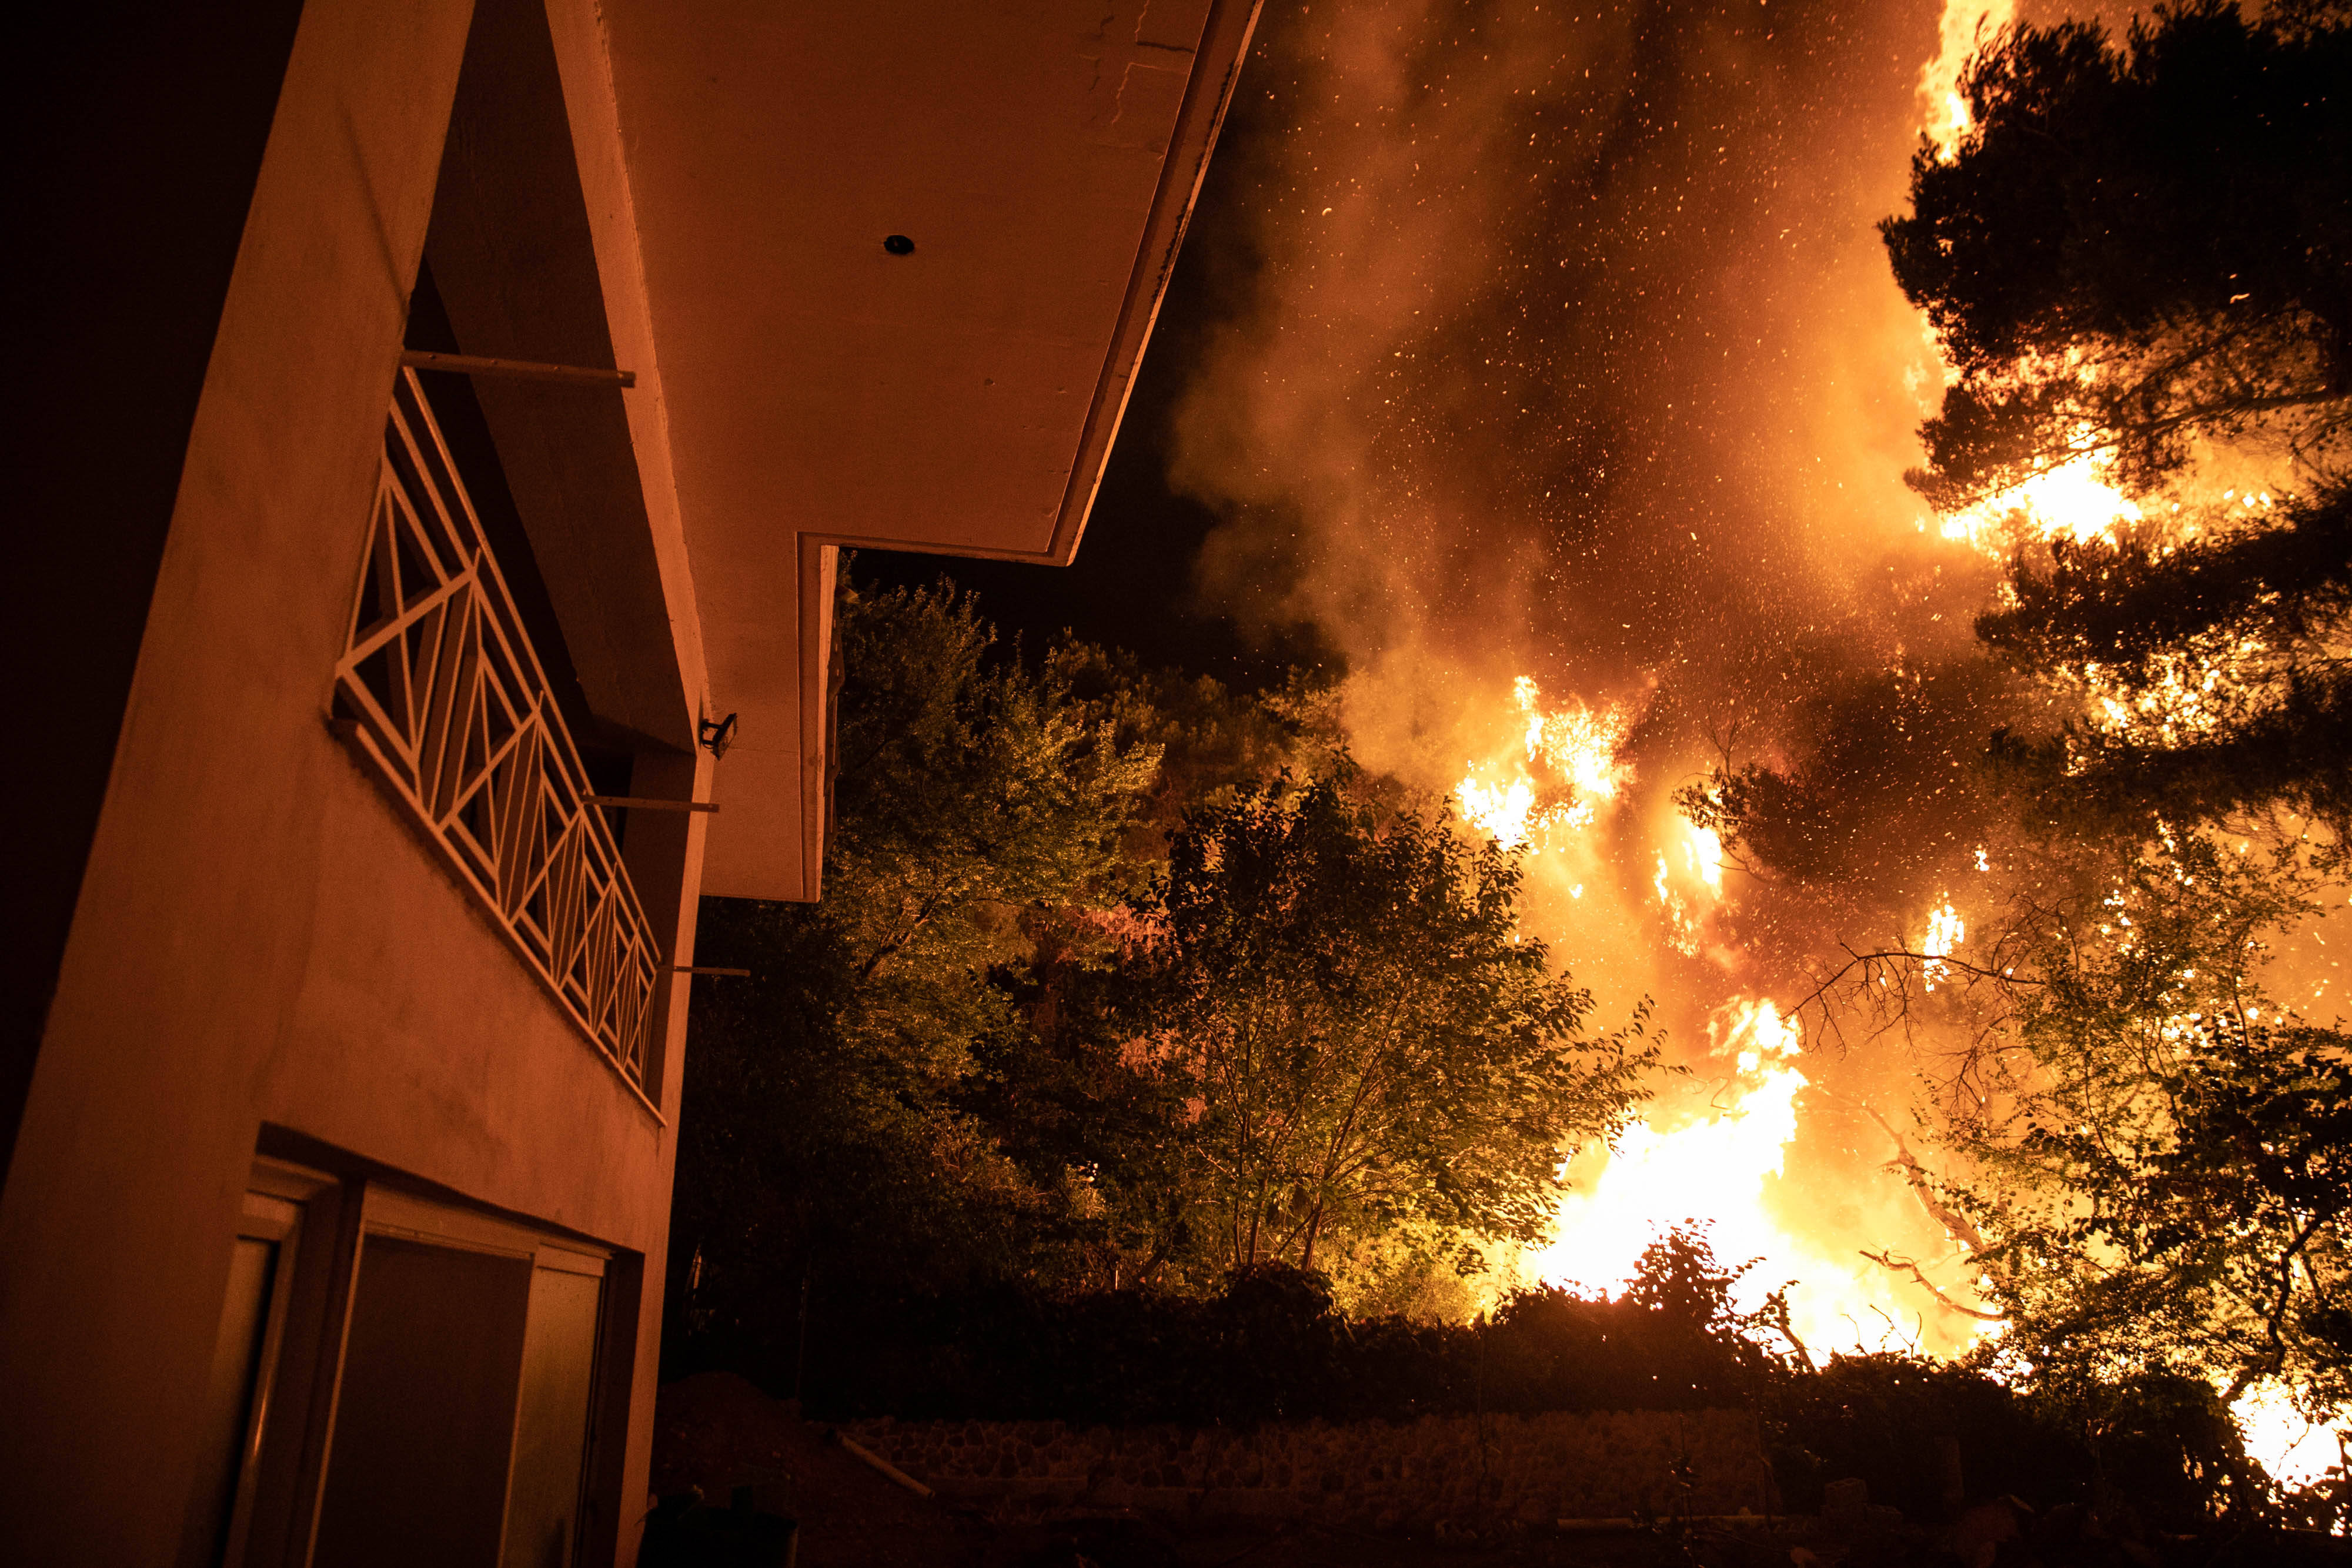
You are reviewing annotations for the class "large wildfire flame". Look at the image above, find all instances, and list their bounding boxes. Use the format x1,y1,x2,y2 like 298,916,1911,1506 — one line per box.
1917,0,2014,161
1458,669,2344,1477
1452,684,1996,1357
1455,677,1632,852
1524,997,1983,1358
1937,450,2143,552
1448,0,2344,1473
1197,0,2337,1483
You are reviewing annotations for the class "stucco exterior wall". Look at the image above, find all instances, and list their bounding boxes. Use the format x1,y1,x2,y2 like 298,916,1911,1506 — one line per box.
842,1409,1780,1531
0,2,699,1563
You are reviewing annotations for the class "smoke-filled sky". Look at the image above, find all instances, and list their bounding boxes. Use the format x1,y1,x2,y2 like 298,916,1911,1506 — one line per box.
1177,0,1981,686
1161,0,1983,1002
872,0,2159,1350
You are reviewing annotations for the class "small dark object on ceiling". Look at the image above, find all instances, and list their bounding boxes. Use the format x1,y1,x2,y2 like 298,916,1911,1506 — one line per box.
882,234,915,255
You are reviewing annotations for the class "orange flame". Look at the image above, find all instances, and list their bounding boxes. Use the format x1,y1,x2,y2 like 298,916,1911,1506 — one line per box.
1918,0,2014,161
1939,449,2143,552
1529,998,1987,1355
1455,677,1631,850
1920,898,1966,989
2233,1385,2351,1490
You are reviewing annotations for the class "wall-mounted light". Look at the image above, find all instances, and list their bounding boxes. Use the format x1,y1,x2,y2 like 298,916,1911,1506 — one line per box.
698,711,738,758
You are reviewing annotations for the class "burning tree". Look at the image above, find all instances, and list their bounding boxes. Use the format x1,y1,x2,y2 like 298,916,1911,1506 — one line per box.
1132,773,1653,1273
1686,730,2351,1503
672,577,1168,1325
1926,827,2351,1426
1976,479,2352,845
1884,1,2352,840
1883,0,2352,512
1763,0,2352,1463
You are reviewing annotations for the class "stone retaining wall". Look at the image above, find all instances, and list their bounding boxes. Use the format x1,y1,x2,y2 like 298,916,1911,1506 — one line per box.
843,1408,1776,1530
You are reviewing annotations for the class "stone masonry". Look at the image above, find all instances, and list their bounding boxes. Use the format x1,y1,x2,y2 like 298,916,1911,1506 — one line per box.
842,1408,1778,1530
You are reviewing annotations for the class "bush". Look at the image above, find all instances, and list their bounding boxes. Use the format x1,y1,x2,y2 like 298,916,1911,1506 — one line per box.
674,1228,2315,1530
1763,1353,2087,1519
783,1231,1789,1426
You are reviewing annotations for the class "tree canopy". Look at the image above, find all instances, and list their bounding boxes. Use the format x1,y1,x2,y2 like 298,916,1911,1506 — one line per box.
670,576,1170,1345
1884,0,2352,509
1876,2,2352,844
1651,15,2352,1462
1133,774,1653,1273
1928,824,2351,1423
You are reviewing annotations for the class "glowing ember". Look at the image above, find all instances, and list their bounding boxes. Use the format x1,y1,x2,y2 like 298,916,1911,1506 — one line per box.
1455,678,1631,848
2079,637,2269,750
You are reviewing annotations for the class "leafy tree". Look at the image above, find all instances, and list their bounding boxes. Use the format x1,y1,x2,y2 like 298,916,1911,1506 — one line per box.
1856,12,2352,1458
1741,806,2352,1461
1883,0,2352,510
670,577,1164,1346
1131,773,1653,1272
1876,1,2352,844
1679,715,2352,1457
1923,826,2352,1427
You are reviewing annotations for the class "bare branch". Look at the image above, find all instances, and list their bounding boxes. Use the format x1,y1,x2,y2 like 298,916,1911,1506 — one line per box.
1860,1249,2007,1323
1863,1104,1993,1255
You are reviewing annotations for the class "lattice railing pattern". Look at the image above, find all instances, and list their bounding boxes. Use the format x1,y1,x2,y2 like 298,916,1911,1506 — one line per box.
332,368,659,1091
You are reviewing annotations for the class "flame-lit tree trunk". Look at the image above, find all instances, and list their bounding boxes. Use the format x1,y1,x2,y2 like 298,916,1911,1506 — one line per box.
1134,773,1653,1277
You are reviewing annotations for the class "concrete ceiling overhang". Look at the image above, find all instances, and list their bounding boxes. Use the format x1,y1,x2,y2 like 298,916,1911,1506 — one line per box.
601,0,1259,901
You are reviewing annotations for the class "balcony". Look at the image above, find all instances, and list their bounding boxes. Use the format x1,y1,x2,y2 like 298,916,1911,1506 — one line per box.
330,367,661,1102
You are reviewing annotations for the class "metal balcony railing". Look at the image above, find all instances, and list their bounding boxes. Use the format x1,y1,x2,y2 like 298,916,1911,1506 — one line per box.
331,367,660,1099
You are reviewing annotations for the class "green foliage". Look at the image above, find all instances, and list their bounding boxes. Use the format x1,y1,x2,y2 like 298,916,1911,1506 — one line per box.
1883,0,2352,507
1674,684,2352,1484
1690,723,2352,1433
671,576,1170,1340
1133,773,1654,1272
671,576,1392,1359
824,579,1161,1003
1933,824,2352,1422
